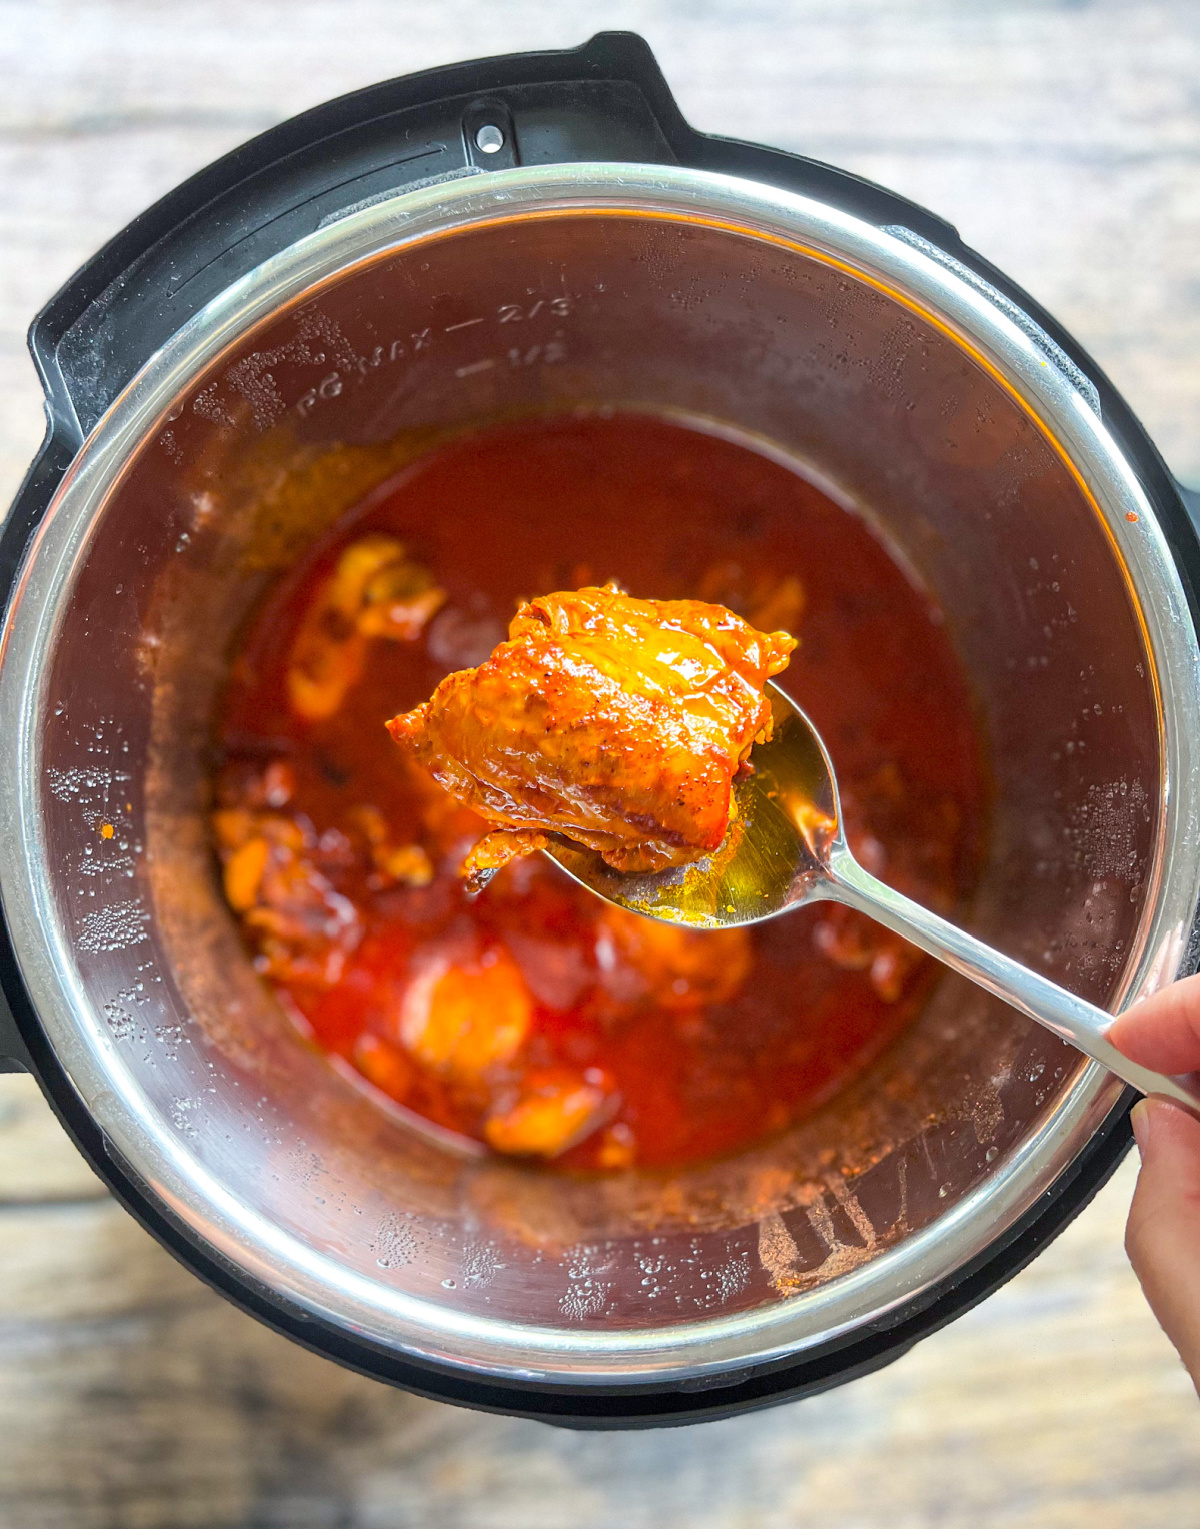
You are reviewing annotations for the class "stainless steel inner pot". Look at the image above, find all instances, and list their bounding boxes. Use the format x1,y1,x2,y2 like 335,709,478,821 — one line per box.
4,165,1199,1388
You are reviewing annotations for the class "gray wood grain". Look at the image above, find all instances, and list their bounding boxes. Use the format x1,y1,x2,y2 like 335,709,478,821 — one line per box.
1,2,1199,1524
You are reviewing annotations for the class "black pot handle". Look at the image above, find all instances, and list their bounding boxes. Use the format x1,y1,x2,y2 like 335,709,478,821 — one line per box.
0,986,32,1073
1176,479,1200,539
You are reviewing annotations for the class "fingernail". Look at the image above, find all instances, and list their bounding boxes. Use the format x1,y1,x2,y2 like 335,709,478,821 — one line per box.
1131,1099,1153,1157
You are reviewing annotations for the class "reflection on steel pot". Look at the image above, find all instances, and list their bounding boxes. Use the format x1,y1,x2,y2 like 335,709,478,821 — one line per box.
2,34,1200,1426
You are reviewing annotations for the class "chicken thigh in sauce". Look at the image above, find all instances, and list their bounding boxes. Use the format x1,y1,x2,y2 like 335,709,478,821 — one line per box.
386,584,795,888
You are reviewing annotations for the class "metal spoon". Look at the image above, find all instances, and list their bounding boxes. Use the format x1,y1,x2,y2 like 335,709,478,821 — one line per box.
546,681,1200,1118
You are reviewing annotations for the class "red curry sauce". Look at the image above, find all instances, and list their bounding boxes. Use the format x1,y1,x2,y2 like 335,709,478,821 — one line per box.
215,413,987,1170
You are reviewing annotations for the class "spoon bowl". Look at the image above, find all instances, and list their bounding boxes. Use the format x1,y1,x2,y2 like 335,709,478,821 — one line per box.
547,681,1200,1118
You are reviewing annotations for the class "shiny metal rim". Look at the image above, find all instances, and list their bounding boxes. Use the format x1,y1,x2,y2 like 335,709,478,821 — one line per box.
2,163,1197,1383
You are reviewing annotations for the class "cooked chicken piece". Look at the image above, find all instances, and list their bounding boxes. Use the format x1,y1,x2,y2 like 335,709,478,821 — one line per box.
352,1032,416,1099
387,584,796,881
245,851,362,989
594,1122,638,1169
483,1067,613,1158
356,554,446,641
287,535,445,721
400,756,490,857
346,804,434,887
812,905,923,1003
398,945,532,1082
461,828,549,889
595,905,753,1010
213,797,361,987
222,835,270,911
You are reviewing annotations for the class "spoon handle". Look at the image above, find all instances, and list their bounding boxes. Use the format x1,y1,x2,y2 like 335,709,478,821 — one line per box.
827,846,1200,1121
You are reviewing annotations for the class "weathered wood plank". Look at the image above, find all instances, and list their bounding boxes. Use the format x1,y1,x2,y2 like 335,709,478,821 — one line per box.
0,1159,1196,1529
0,1076,105,1204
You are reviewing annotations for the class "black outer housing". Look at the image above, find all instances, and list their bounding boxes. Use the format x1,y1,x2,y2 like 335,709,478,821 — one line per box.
1,32,1198,1428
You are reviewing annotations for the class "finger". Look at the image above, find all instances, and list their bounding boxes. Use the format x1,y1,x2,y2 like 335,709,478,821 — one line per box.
1107,972,1200,1075
1125,1098,1200,1388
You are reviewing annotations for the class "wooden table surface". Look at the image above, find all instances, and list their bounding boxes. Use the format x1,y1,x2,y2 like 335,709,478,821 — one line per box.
2,3,1199,1524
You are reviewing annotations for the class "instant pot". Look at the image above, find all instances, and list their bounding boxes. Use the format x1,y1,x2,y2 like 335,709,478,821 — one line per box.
3,33,1199,1427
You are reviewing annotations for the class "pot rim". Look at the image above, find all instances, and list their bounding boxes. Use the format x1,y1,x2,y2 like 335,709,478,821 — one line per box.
2,162,1195,1384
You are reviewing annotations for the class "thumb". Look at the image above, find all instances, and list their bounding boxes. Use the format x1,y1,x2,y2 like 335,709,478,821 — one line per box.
1125,1098,1200,1391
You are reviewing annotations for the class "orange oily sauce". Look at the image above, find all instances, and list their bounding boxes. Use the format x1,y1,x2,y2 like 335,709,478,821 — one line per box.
214,413,987,1170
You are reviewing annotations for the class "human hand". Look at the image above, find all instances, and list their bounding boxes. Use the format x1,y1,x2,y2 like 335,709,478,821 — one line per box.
1107,975,1200,1392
